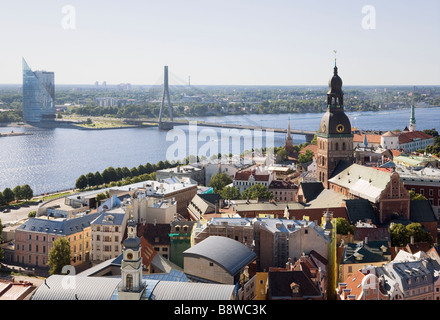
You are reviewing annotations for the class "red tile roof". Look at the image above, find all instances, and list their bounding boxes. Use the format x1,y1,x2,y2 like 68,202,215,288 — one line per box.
390,149,403,157
235,169,270,182
398,131,433,144
353,134,382,144
300,144,318,155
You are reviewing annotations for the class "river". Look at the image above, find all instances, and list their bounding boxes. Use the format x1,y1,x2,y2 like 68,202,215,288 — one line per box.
0,106,439,195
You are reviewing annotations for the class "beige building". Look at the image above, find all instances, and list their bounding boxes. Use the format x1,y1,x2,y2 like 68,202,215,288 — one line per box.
127,190,177,224
91,208,128,263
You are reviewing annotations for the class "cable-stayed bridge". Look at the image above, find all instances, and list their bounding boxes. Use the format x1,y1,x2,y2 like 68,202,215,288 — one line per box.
139,66,316,142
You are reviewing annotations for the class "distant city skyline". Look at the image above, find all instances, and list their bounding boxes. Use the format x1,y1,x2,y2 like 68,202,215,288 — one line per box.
0,0,439,86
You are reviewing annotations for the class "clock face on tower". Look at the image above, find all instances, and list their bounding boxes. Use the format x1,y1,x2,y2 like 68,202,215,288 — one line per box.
336,124,345,133
127,252,133,260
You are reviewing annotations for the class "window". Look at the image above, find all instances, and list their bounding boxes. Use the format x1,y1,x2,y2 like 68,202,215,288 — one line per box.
429,189,433,196
209,262,214,267
126,274,133,290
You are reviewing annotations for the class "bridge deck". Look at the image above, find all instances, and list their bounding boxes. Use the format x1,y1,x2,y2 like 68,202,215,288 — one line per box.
131,119,315,135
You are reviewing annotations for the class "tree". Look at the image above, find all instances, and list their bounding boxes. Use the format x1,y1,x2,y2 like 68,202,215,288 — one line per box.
144,163,153,174
390,222,433,247
47,237,71,275
95,192,108,206
157,160,165,170
85,172,96,187
94,171,104,186
75,174,88,189
298,150,314,165
21,184,33,200
390,223,408,247
2,188,14,204
121,167,131,178
115,167,124,181
335,217,354,235
409,190,427,201
276,148,288,162
137,164,147,175
209,172,233,193
241,184,273,200
219,186,241,201
130,167,139,177
12,185,22,201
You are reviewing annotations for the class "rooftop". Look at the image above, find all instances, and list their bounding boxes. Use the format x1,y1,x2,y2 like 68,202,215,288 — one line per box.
183,235,256,276
17,212,100,236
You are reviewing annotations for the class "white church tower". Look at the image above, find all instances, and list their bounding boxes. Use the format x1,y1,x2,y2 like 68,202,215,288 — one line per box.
118,218,145,300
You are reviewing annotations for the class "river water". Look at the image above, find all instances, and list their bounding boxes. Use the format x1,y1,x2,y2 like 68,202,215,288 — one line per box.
0,107,439,195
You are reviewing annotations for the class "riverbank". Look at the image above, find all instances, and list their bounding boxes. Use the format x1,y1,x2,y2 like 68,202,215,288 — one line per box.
0,131,33,137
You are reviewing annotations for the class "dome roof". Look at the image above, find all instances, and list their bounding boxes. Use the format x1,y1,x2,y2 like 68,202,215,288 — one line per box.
123,236,141,249
328,66,343,94
319,109,352,136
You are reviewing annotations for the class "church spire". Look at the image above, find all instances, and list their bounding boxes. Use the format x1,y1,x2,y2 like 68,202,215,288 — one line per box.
409,101,416,132
327,51,344,107
285,118,293,154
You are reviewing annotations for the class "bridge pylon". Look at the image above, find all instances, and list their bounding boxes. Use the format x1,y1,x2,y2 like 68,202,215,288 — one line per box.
158,66,174,130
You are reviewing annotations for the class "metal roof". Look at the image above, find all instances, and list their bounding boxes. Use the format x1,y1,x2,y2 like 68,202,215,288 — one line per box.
91,211,126,226
183,236,256,276
17,212,100,236
149,281,235,300
31,275,121,300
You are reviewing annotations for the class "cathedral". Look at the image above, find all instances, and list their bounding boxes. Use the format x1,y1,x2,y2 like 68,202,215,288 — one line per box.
316,61,354,188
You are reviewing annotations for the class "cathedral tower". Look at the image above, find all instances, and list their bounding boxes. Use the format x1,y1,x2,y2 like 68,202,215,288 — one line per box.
316,60,354,188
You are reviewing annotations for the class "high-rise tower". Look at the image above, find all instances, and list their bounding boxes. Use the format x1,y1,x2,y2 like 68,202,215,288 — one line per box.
22,58,56,123
316,60,354,188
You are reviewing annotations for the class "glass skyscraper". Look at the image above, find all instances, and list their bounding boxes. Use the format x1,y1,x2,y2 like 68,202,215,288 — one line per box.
22,58,56,123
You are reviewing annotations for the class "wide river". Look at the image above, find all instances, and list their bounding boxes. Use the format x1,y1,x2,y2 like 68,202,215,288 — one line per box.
0,107,439,195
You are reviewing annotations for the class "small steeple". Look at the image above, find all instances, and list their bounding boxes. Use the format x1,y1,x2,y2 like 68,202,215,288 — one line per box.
285,118,293,154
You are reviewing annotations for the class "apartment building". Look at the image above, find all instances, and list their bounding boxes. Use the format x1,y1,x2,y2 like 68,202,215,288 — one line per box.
91,208,128,263
15,212,100,270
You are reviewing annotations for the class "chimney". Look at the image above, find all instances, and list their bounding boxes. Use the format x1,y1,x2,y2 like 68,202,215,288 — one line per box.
410,236,414,245
364,237,368,245
286,258,292,270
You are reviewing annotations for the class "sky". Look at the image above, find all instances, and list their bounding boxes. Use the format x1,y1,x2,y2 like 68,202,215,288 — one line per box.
0,0,439,86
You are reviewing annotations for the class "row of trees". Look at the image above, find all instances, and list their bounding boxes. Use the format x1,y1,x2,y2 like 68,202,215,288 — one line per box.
75,160,177,190
0,184,34,206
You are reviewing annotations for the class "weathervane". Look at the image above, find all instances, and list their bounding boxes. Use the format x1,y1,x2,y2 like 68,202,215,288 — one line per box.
333,50,337,66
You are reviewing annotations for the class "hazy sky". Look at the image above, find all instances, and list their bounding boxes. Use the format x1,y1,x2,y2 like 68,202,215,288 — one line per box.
1,0,439,86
